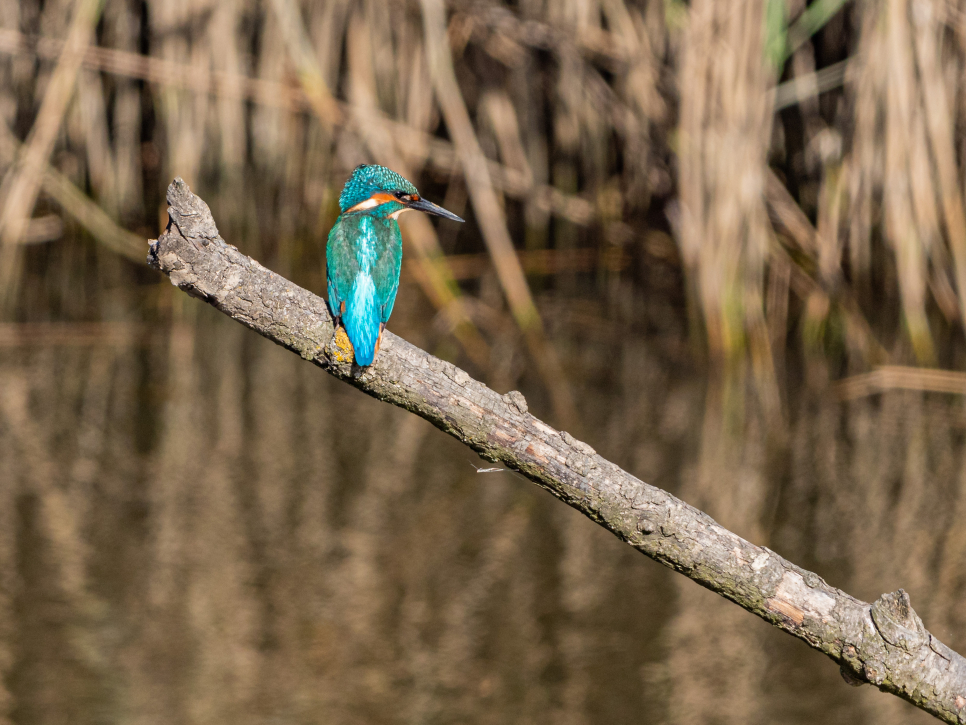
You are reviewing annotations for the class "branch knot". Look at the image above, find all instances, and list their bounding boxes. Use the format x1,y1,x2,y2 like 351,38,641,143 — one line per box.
871,589,925,652
505,390,528,414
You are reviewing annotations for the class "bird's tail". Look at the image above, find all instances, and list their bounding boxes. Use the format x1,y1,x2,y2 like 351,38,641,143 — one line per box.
343,275,381,366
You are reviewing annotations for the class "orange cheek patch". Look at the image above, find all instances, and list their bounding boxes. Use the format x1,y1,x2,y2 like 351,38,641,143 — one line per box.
346,192,398,213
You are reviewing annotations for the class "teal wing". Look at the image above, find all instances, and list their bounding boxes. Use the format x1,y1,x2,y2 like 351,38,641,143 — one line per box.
325,217,358,322
370,221,403,324
326,215,402,365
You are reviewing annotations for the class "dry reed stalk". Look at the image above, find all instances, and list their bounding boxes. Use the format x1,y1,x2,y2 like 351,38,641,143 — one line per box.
837,0,966,366
399,215,493,365
0,0,103,310
612,0,665,210
150,1,215,193
0,214,61,245
912,0,966,330
267,0,341,129
100,0,143,220
0,27,601,225
672,0,782,712
815,152,846,286
0,118,144,261
896,60,962,328
412,247,628,282
846,11,878,302
421,0,576,426
480,90,534,191
209,0,247,188
835,365,966,399
773,58,849,111
765,170,888,363
512,63,552,257
677,0,779,416
884,0,935,363
34,165,143,260
250,1,301,257
0,29,304,112
766,250,791,379
787,10,828,178
419,0,542,319
76,68,119,216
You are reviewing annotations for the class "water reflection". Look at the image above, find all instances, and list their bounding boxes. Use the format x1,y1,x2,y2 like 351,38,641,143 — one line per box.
0,302,960,724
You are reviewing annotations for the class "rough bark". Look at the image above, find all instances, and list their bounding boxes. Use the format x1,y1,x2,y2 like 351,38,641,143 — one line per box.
148,178,966,723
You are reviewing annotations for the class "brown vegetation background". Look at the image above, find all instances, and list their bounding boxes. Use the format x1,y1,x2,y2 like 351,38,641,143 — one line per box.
0,0,964,723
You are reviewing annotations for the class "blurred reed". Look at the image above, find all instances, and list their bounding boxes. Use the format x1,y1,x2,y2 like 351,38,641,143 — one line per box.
1,1,966,722
0,0,960,419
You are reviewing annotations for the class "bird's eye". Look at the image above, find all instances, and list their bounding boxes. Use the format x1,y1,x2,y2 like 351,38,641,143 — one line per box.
393,190,406,199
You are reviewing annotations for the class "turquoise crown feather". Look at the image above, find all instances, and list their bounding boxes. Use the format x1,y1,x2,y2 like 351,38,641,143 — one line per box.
339,164,418,212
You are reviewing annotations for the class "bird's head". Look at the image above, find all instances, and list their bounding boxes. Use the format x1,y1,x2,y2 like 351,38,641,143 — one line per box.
338,164,464,222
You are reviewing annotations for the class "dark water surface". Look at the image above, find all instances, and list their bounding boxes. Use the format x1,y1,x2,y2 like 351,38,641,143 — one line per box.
1,289,963,725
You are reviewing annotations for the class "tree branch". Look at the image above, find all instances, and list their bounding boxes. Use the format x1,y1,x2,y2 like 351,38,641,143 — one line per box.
148,178,966,723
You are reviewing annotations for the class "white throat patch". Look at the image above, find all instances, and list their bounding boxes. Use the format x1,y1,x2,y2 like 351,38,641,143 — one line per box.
346,197,381,213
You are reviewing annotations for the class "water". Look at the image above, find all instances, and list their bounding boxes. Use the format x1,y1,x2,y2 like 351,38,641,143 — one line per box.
0,292,961,724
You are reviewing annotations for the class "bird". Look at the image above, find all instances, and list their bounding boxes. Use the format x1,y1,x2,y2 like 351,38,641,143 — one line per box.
327,164,464,366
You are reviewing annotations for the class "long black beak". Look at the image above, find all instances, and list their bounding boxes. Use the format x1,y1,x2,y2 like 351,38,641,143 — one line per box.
408,197,464,222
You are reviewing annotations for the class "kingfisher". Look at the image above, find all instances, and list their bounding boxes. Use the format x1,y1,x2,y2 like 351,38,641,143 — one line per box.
327,164,464,366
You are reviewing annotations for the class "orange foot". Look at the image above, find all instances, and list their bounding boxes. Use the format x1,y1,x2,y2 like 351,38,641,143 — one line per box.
333,326,354,363
373,324,385,361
